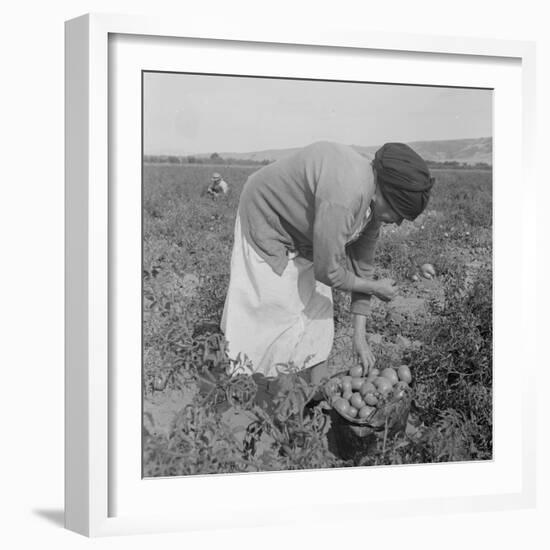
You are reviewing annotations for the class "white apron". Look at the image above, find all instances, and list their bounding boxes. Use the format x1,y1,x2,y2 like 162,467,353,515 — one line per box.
221,215,334,377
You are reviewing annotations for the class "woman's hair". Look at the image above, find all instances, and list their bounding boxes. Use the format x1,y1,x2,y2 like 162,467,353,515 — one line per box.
372,143,434,221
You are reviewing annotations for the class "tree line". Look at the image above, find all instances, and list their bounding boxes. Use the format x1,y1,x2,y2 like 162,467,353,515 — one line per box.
143,152,271,166
426,160,491,170
143,152,491,171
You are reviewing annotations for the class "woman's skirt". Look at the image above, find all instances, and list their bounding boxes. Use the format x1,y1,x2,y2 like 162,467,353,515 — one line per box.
221,215,334,378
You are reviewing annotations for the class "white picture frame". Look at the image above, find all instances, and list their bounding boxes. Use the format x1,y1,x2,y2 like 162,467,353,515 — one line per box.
65,13,537,537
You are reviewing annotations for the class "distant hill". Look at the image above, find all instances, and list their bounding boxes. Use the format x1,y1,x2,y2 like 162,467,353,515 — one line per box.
379,137,493,166
197,137,492,166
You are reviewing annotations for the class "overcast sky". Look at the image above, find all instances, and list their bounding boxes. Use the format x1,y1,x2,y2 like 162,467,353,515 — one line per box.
143,72,492,156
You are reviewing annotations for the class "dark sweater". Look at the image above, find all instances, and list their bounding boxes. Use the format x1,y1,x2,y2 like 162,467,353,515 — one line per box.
238,141,381,315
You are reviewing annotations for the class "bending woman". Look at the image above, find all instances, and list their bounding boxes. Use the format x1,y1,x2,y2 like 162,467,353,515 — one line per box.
221,141,433,385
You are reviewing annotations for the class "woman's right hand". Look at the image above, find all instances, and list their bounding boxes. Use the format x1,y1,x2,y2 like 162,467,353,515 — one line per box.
373,278,398,302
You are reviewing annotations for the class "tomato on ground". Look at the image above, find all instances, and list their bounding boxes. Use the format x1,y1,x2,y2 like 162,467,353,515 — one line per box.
420,263,436,279
153,376,166,391
397,365,412,384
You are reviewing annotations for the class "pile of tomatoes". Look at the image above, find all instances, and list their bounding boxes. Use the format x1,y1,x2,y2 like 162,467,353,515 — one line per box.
325,364,412,422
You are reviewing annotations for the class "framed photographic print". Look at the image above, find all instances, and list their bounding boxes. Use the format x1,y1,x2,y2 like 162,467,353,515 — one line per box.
65,13,537,537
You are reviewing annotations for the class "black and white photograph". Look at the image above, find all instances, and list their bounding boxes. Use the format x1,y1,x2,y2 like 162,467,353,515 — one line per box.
2,0,546,542
142,72,493,476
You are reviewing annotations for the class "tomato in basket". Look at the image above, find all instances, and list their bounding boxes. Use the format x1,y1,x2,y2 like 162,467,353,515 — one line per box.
350,393,365,410
333,398,350,415
349,365,363,378
358,405,375,419
381,367,399,385
360,381,376,396
364,393,378,406
374,376,393,396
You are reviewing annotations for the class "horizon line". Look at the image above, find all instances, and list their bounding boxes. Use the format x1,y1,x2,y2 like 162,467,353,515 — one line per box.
144,135,493,158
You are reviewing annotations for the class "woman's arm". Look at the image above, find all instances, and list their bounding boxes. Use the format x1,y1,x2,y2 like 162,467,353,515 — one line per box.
311,202,398,301
347,220,398,307
346,220,380,314
353,277,398,302
311,201,357,291
352,313,376,371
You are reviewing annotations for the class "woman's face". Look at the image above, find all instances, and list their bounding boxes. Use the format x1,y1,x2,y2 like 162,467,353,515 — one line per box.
372,190,404,225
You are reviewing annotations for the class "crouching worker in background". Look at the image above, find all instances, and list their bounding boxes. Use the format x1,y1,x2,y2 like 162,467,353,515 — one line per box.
207,172,229,197
221,141,433,403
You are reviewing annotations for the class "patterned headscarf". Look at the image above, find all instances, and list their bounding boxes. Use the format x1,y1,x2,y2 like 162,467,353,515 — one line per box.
372,143,434,221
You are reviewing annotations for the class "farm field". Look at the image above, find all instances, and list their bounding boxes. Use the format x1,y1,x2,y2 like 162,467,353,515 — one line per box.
142,162,493,475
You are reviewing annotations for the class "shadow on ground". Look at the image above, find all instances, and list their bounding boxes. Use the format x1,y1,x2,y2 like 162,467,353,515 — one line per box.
33,509,64,527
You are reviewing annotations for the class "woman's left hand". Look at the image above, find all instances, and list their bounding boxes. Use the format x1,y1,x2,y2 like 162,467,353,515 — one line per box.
352,331,376,373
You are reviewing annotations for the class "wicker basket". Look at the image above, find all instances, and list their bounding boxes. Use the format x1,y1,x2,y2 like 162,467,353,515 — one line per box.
324,374,412,460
